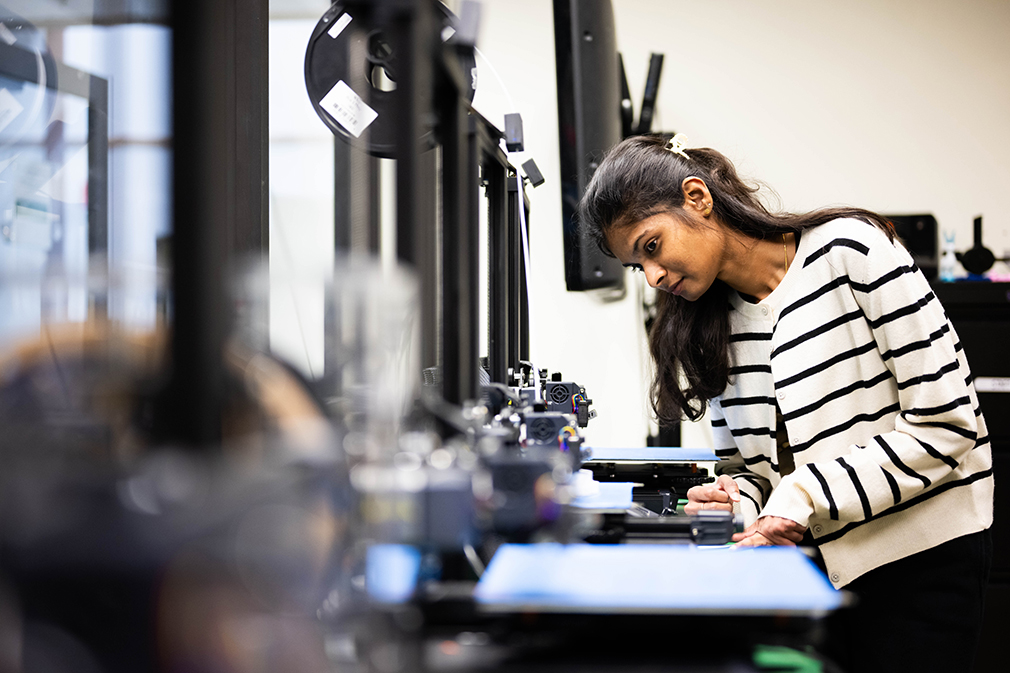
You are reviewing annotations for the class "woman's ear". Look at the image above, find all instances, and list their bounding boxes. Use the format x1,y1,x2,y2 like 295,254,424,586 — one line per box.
681,176,713,215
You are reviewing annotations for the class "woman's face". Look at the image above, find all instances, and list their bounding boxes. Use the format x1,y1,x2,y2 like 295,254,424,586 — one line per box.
605,209,726,301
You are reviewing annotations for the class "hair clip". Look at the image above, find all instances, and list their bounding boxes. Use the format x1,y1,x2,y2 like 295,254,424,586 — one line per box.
664,134,690,160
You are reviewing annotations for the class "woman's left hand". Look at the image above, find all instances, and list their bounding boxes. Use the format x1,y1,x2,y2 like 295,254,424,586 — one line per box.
733,516,806,547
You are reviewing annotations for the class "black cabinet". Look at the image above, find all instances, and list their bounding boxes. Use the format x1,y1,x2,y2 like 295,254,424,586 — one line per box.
932,282,1010,672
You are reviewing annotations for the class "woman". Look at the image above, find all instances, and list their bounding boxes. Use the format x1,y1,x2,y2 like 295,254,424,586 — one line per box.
578,134,993,672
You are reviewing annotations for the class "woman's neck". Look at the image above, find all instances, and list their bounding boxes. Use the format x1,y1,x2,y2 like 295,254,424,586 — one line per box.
719,231,794,302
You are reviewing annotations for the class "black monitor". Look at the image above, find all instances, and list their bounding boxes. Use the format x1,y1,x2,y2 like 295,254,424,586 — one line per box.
0,11,108,337
0,20,108,259
554,0,625,293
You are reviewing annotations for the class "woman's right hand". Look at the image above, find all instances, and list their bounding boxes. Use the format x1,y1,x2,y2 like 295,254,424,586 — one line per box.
684,474,741,514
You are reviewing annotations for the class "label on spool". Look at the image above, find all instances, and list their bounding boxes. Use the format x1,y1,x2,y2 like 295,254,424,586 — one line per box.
327,13,352,39
320,80,378,138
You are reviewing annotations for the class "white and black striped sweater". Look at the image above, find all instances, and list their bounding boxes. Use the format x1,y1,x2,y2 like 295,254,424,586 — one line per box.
710,218,993,588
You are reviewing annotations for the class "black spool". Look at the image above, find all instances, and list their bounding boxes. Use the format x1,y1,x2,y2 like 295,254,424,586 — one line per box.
304,1,476,158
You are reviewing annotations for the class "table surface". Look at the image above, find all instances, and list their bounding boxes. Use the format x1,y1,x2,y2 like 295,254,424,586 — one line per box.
474,543,842,616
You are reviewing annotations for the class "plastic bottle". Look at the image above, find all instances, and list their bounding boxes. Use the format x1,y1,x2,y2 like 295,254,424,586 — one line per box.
939,231,957,282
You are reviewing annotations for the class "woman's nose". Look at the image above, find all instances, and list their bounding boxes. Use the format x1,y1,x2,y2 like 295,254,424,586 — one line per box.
645,263,666,289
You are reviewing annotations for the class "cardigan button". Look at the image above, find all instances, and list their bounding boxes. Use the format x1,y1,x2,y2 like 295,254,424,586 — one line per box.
776,391,785,400
760,306,769,316
813,525,823,534
830,573,840,583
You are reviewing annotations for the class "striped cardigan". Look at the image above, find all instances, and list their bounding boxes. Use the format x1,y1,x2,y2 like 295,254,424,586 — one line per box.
711,218,993,588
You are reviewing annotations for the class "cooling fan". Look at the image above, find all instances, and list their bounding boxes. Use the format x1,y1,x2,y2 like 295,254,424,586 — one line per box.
549,383,571,405
529,416,561,444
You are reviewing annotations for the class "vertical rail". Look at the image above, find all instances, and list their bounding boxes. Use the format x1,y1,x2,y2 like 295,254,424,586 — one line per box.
439,93,478,405
509,177,531,362
161,0,267,447
486,147,509,384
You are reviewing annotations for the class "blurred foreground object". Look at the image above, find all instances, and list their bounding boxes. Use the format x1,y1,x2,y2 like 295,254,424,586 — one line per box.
0,319,348,672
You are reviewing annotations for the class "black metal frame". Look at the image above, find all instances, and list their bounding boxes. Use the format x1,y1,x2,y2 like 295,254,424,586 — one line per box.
485,132,510,385
160,0,269,447
479,152,533,388
85,70,109,260
437,64,480,405
513,177,529,363
443,72,534,394
333,141,382,253
321,0,531,416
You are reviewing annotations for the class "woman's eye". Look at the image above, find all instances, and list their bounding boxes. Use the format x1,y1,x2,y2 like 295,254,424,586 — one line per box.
645,239,657,254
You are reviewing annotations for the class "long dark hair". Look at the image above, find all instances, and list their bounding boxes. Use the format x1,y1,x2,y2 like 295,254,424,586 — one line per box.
578,135,895,423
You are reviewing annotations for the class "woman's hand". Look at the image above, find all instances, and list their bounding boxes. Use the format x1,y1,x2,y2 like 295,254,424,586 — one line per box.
685,474,740,514
733,516,806,547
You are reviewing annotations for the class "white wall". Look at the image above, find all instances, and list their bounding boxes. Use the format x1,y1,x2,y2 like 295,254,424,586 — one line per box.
268,15,335,378
613,0,1010,257
471,0,1010,450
